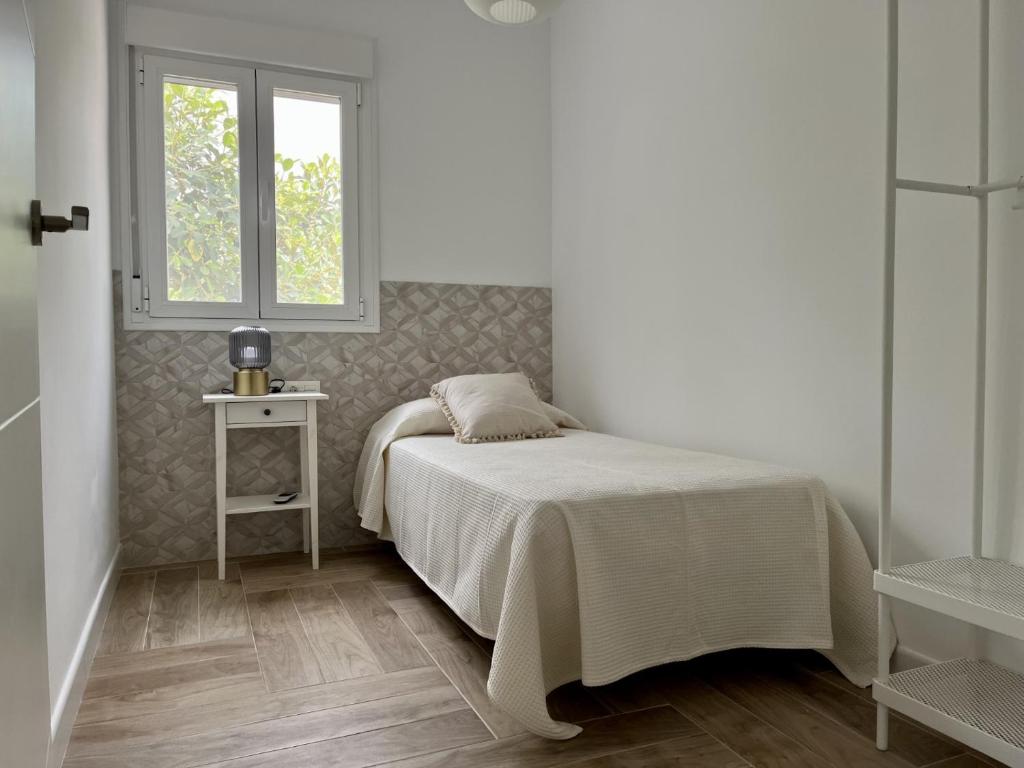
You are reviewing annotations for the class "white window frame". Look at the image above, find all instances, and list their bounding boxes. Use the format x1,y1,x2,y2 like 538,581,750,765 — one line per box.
141,56,261,320
126,48,379,333
256,70,360,322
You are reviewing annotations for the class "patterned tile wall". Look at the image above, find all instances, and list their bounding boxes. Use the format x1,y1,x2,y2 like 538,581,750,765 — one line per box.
113,273,552,567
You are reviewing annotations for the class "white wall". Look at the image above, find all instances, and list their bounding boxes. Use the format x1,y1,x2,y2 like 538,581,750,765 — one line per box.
126,0,552,288
887,0,982,664
551,0,1024,666
984,0,1024,672
34,0,120,736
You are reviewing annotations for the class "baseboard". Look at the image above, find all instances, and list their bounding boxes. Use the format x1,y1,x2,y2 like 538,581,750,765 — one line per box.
893,644,940,671
47,545,121,768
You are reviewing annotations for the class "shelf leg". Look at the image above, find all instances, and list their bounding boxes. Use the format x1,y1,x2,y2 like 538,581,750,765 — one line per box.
215,403,227,581
306,408,319,571
876,704,890,751
877,592,892,751
300,425,310,555
876,0,896,750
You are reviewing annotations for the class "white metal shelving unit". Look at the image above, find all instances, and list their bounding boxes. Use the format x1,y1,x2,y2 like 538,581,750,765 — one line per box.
875,1,1024,765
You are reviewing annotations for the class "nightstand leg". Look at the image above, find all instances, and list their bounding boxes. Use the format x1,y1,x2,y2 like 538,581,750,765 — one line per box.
215,403,227,581
300,425,310,555
306,407,319,570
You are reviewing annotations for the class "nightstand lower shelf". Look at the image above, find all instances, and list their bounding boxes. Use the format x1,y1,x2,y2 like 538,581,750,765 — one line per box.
226,494,311,515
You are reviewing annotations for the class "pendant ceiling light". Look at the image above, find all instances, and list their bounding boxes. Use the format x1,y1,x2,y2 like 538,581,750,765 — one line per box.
464,0,563,26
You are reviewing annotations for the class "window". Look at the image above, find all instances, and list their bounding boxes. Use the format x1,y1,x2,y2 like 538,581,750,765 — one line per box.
132,52,373,329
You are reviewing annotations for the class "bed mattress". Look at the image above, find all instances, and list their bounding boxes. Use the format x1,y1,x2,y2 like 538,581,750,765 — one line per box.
355,401,882,739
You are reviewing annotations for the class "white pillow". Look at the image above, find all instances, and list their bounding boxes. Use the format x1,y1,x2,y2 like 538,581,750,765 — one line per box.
542,402,587,431
430,373,562,444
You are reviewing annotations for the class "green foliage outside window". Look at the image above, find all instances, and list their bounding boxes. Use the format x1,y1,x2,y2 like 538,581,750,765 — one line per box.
163,82,242,302
274,147,344,305
163,82,344,305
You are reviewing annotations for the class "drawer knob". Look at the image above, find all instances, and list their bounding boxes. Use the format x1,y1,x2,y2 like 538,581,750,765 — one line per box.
263,408,272,416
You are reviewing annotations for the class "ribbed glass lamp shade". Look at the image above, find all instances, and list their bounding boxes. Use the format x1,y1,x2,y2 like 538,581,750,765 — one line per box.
228,325,272,370
464,0,563,25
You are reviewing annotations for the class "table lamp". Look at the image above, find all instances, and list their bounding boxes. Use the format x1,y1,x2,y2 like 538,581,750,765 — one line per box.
229,325,272,396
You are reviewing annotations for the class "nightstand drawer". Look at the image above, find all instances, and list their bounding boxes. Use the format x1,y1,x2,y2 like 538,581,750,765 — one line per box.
226,400,307,425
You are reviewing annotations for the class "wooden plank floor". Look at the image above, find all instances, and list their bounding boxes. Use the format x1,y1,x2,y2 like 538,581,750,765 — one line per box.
63,547,1008,768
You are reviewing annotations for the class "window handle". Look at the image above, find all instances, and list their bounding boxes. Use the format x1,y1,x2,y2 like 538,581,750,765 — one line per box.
259,182,271,224
30,200,89,246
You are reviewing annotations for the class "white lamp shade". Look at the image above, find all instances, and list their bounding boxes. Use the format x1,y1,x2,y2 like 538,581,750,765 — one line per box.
464,0,563,26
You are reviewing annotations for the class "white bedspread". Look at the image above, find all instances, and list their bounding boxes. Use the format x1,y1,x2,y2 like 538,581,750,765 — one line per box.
355,399,882,739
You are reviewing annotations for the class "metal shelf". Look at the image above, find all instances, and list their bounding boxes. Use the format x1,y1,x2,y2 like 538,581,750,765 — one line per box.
875,556,1024,641
874,659,1024,766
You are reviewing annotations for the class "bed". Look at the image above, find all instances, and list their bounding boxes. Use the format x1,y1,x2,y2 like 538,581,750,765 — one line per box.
354,398,884,739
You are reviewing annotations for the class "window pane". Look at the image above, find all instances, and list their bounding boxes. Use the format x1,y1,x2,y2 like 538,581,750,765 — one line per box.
163,78,242,303
273,90,344,305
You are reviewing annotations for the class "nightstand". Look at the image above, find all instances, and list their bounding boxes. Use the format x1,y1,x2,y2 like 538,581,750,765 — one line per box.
202,391,329,580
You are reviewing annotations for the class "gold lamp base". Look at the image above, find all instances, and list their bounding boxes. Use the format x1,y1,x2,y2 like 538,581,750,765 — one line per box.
233,369,269,396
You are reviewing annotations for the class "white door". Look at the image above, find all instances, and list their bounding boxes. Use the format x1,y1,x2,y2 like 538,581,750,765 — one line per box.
0,0,52,766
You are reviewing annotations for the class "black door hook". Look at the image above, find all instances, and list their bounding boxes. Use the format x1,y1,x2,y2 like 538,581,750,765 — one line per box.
30,199,89,246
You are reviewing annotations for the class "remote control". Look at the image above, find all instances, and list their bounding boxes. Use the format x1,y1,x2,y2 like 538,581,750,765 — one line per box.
273,491,299,504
